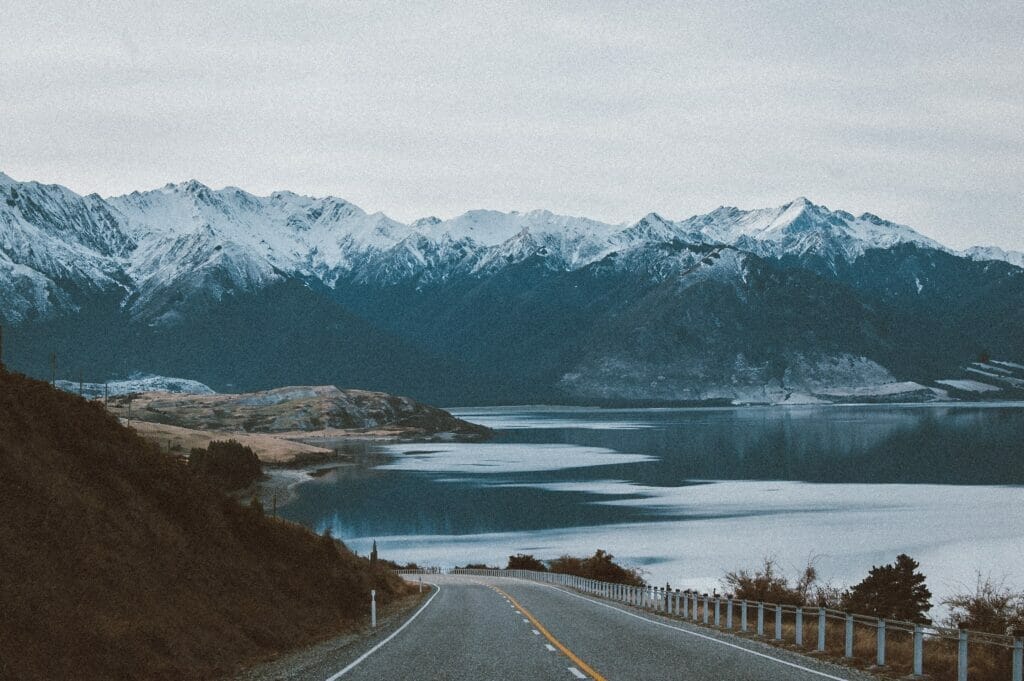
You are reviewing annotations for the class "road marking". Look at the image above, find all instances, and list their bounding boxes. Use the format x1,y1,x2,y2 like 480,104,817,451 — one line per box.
545,644,557,652
568,667,587,679
532,628,541,635
522,618,529,623
324,584,441,680
494,587,607,681
532,582,852,681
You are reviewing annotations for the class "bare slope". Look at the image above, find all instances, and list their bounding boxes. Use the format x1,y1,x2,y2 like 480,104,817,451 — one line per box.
0,370,412,681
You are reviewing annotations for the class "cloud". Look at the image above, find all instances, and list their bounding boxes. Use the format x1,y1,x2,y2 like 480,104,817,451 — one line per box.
1,1,1022,250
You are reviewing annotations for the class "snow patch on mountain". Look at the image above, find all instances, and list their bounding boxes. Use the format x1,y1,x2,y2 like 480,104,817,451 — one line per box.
964,246,1024,269
55,373,215,398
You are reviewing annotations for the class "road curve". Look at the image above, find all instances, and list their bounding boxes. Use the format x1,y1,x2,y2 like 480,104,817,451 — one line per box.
325,574,876,681
241,574,876,680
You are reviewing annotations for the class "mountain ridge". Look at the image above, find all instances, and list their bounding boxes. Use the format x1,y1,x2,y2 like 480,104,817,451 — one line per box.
2,171,1022,405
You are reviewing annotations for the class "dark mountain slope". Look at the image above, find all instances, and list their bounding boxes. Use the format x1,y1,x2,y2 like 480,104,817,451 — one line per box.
559,248,900,401
0,369,410,681
783,245,1024,378
4,278,470,403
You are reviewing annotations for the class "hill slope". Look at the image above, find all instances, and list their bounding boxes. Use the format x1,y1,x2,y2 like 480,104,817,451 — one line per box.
0,369,410,681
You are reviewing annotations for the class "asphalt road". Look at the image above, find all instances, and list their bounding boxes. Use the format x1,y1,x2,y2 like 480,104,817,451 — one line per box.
241,574,877,681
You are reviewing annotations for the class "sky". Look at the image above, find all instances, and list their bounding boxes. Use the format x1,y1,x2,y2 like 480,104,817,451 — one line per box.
1,1,1022,251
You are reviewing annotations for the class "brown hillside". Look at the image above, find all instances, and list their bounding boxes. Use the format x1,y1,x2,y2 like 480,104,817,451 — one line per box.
0,370,411,681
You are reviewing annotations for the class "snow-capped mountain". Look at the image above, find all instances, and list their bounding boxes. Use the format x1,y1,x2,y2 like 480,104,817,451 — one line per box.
0,171,960,323
2,171,1022,405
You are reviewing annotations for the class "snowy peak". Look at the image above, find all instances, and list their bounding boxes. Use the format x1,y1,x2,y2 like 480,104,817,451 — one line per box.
674,197,944,264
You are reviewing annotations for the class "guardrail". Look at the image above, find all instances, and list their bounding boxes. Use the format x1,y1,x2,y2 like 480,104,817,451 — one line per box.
396,567,1024,681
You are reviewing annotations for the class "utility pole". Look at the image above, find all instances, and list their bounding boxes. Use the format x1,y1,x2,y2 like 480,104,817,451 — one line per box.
50,352,57,386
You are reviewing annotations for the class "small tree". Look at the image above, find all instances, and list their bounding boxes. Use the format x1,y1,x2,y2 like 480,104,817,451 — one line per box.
507,553,548,571
843,554,932,624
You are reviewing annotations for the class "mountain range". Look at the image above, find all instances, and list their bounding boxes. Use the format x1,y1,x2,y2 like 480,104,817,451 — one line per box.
2,171,1022,405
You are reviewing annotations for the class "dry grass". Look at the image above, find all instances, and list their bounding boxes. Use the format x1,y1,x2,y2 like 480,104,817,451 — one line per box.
128,420,333,464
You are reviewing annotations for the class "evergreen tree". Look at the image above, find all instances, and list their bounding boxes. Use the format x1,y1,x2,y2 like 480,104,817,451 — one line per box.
843,554,932,623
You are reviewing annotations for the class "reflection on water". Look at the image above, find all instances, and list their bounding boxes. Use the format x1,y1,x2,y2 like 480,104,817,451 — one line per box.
280,404,1024,544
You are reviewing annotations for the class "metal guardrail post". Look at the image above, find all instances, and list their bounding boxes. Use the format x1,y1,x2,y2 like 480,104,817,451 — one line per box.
683,591,689,618
1012,637,1022,681
775,604,783,641
844,614,854,658
876,619,886,668
741,600,748,632
692,592,698,620
757,602,765,636
818,608,826,652
795,607,803,646
726,597,733,629
703,595,710,624
714,597,721,627
913,624,924,677
674,589,680,615
958,629,968,681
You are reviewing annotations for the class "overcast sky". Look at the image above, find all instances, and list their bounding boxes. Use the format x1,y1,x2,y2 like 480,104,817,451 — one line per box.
2,1,1022,250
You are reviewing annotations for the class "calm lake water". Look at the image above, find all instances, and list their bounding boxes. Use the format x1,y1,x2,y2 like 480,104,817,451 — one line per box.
280,404,1024,604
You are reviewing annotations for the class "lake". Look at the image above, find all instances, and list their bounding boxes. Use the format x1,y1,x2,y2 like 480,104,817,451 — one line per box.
279,404,1024,607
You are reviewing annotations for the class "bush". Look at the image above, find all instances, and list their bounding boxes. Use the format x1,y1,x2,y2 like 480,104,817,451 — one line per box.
842,554,932,623
943,575,1024,634
189,439,262,491
722,556,819,605
506,553,548,571
548,549,645,586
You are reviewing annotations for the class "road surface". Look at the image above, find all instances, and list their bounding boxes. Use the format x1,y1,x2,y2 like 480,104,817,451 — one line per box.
239,574,875,680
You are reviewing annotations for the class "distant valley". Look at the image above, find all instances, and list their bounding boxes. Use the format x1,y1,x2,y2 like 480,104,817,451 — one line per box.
2,171,1023,405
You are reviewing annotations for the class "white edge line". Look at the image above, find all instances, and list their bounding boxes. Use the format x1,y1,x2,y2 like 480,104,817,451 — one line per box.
324,583,442,681
530,582,851,681
568,667,587,679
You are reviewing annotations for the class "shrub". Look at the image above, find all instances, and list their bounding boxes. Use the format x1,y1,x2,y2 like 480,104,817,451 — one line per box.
722,556,819,605
506,553,548,571
943,575,1024,634
842,554,932,623
189,439,262,491
548,549,645,586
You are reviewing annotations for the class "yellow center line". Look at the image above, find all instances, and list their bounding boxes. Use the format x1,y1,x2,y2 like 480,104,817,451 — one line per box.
493,586,608,681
